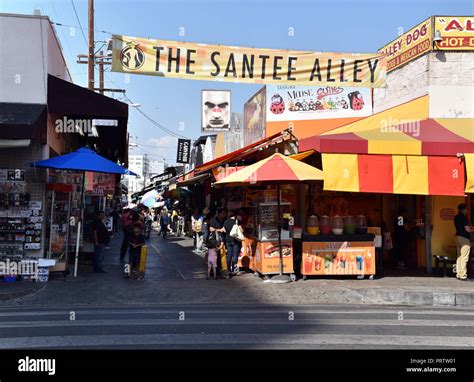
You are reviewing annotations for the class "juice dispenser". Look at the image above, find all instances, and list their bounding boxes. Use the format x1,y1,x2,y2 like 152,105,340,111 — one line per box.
306,215,319,235
320,215,332,235
356,215,368,234
343,215,356,235
331,215,343,235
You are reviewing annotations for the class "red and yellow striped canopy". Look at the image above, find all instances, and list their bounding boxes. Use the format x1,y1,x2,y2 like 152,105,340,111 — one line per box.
301,118,474,156
322,153,466,196
215,153,323,185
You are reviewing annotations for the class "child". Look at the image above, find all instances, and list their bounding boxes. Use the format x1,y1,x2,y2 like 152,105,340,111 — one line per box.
127,223,145,279
206,238,220,280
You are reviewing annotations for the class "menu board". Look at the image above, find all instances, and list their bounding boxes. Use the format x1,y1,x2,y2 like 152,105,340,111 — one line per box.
259,204,278,225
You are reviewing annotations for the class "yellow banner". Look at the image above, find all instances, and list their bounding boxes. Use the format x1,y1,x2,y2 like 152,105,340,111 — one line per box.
434,16,474,50
111,35,386,87
379,17,432,72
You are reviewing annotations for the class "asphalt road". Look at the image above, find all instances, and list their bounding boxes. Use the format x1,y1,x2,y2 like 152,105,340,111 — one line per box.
1,304,474,349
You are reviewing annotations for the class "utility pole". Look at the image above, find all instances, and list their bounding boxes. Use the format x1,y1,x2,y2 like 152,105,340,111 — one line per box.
88,0,94,90
77,0,125,94
98,50,104,94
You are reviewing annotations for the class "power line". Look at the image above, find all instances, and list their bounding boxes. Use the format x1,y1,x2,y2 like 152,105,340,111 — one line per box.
123,94,193,140
69,0,88,47
51,21,113,35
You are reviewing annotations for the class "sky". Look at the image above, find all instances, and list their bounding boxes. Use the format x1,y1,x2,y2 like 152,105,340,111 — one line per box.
1,0,473,163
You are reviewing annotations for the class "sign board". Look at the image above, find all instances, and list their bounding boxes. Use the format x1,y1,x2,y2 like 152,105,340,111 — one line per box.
111,35,387,87
434,16,474,50
379,17,432,72
266,85,372,122
244,87,266,146
176,139,191,163
202,90,231,131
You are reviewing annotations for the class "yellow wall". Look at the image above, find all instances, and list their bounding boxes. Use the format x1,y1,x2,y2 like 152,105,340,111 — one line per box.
432,195,465,259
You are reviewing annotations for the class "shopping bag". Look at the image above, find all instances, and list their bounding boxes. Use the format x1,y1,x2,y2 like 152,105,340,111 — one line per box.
230,221,245,241
220,245,228,272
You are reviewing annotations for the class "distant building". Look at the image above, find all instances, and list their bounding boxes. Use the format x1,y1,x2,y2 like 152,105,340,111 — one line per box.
123,154,151,194
149,159,166,178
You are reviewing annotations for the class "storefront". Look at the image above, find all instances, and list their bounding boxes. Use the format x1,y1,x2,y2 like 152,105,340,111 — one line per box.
298,97,474,274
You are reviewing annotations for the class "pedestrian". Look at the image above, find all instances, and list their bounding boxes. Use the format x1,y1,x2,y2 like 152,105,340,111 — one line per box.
127,223,146,279
392,207,411,270
192,208,204,253
223,210,243,274
206,237,219,280
112,204,120,233
120,208,132,262
160,208,170,238
92,211,110,273
210,208,227,277
454,203,473,281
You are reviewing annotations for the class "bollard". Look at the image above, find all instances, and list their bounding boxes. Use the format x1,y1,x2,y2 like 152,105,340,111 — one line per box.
138,245,147,280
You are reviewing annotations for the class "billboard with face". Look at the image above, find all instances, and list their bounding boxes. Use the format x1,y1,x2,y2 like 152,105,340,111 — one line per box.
202,90,231,131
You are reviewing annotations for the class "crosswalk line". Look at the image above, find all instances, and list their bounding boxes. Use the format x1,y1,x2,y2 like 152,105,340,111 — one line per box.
1,333,473,349
1,318,474,328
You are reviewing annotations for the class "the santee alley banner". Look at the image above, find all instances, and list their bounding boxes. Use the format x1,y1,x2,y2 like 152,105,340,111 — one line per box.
111,35,387,88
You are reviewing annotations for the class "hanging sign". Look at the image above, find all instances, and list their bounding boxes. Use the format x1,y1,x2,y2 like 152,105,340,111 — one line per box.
176,139,191,164
111,35,387,88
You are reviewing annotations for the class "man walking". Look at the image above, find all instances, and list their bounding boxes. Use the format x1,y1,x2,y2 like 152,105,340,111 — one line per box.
92,211,110,273
454,203,472,281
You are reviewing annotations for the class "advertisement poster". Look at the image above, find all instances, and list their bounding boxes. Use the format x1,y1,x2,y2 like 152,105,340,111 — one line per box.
202,90,231,131
85,172,116,195
266,85,372,122
434,16,474,50
112,35,387,87
378,17,432,72
243,87,266,146
255,240,293,274
302,241,375,275
176,139,191,163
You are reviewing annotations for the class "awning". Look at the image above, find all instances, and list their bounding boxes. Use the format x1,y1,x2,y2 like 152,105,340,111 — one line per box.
177,173,210,186
299,96,473,157
0,139,31,148
304,118,474,156
0,103,47,143
289,150,315,161
47,75,129,162
322,153,465,196
194,129,293,174
465,153,474,193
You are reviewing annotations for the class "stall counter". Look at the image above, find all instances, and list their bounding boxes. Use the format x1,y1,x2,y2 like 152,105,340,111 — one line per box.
301,233,375,277
238,235,294,276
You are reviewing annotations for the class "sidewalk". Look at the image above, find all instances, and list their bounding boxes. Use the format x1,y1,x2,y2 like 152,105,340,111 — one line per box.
3,229,474,307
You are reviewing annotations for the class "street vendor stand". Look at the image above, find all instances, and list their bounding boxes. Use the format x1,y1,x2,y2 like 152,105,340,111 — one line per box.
215,153,324,283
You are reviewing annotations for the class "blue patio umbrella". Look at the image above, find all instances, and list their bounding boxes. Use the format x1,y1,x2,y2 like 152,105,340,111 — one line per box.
30,147,137,175
30,147,136,277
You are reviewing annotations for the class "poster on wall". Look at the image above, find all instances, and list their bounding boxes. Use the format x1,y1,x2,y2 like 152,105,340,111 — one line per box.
243,87,266,147
85,172,116,195
434,16,474,50
378,17,432,72
202,90,231,131
266,85,372,122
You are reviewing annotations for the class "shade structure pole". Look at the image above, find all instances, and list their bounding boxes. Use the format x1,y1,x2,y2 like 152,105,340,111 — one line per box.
271,182,291,283
74,221,81,278
277,182,283,276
